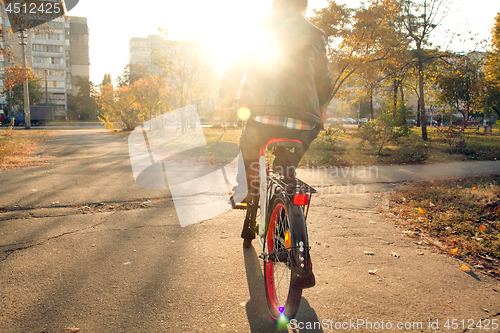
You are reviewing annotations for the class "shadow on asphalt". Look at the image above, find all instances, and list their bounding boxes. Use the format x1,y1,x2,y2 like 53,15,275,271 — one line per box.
243,245,324,332
463,270,482,282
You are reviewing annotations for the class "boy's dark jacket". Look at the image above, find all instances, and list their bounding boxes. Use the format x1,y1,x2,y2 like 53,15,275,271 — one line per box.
219,9,334,128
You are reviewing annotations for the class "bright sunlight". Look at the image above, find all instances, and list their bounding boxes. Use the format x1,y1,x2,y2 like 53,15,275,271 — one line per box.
164,0,272,70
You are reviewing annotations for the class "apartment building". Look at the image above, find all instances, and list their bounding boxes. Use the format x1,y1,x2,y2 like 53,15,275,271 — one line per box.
0,3,89,118
129,34,173,76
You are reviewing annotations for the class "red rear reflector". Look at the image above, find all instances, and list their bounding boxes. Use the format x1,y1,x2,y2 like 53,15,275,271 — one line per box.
294,194,309,205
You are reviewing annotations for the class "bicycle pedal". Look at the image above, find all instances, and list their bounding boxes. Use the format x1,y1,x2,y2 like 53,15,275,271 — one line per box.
233,203,247,210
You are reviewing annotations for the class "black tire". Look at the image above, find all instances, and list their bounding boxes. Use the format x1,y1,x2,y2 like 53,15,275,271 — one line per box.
263,195,302,321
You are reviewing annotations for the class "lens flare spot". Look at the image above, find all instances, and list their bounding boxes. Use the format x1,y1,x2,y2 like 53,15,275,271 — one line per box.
277,312,289,330
238,107,250,120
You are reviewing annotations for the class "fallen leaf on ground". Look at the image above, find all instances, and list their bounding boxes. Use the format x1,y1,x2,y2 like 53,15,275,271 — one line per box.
460,264,470,272
368,269,378,274
479,225,486,232
66,328,79,332
451,248,458,255
457,185,462,189
418,208,426,214
402,230,415,237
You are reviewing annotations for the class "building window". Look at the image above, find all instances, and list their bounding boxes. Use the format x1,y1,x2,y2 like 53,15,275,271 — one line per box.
36,69,64,77
49,57,63,65
32,44,63,52
49,93,66,100
49,22,63,29
33,57,45,64
47,81,65,88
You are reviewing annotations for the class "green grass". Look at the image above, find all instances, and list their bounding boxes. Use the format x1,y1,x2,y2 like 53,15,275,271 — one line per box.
302,126,500,166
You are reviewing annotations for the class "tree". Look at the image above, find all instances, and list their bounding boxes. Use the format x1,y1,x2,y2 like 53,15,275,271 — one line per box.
436,53,484,125
314,0,417,128
478,79,500,119
155,31,219,109
310,1,356,99
481,13,500,119
135,74,172,122
116,63,149,87
67,76,99,121
343,1,395,119
101,73,112,86
97,75,172,131
399,0,452,140
2,65,44,113
97,82,142,131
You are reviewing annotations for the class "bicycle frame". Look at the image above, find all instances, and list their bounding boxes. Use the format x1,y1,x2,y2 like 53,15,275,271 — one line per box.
246,139,318,320
258,146,267,250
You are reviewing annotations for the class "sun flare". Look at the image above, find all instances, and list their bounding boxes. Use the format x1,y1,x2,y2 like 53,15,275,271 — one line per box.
167,1,271,70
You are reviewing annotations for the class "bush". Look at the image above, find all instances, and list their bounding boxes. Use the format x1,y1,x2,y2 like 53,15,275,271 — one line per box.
316,124,346,150
358,104,412,154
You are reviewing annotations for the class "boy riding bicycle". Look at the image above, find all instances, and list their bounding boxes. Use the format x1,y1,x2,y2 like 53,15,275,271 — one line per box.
218,0,333,247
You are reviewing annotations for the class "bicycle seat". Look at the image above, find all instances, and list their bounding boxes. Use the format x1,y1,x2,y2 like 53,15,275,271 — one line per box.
266,138,303,150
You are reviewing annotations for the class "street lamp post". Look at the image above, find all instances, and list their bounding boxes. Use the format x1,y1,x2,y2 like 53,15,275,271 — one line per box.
19,29,30,129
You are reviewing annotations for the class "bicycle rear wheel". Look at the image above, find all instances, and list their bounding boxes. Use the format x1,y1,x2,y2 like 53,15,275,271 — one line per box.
264,195,302,321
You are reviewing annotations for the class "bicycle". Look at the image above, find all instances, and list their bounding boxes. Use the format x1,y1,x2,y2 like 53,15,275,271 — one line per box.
237,138,317,321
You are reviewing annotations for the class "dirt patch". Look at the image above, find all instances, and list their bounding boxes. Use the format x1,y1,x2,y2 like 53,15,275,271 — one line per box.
0,130,52,171
386,175,500,279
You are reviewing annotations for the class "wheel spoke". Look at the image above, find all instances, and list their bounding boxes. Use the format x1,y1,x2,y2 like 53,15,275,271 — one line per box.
265,197,302,321
271,206,290,308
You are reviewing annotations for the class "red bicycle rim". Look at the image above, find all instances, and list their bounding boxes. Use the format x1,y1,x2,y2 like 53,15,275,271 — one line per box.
265,202,286,313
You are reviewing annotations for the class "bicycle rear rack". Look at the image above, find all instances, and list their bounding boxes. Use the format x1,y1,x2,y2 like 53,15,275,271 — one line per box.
268,174,317,222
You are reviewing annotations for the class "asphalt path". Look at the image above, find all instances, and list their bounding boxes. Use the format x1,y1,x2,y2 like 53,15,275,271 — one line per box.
0,130,499,333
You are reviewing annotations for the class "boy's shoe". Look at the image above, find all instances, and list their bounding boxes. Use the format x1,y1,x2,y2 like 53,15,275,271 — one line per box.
229,193,251,210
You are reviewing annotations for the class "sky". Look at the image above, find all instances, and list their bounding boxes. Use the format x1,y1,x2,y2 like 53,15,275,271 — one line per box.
67,0,500,85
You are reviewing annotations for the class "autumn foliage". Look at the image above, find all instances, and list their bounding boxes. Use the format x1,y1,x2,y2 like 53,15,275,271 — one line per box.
96,74,171,131
3,65,36,93
390,176,500,276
